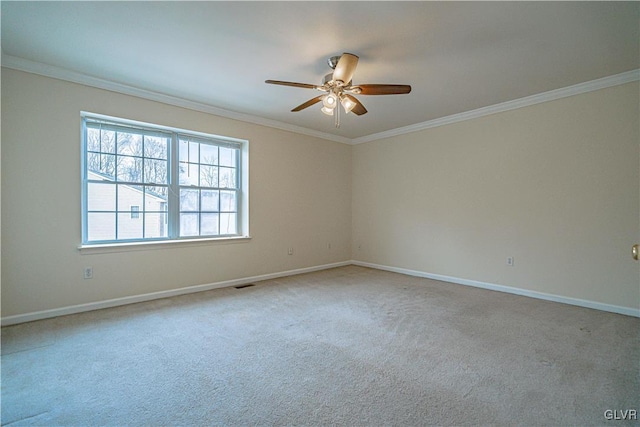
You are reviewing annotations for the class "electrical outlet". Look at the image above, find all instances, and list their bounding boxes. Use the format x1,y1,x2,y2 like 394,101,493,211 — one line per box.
506,257,514,266
84,267,93,279
288,247,293,255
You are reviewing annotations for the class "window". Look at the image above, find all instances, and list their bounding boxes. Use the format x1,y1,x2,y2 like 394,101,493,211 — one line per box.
82,113,247,245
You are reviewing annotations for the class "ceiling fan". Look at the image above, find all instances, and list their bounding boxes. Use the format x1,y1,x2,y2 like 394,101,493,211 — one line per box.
266,53,411,128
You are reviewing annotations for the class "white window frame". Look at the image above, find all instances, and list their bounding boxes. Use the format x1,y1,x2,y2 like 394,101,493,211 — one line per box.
80,112,249,248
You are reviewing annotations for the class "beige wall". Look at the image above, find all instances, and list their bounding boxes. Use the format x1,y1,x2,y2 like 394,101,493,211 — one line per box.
352,82,639,310
2,68,638,319
1,69,352,318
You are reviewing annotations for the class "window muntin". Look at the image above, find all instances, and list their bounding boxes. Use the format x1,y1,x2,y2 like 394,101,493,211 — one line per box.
82,115,244,245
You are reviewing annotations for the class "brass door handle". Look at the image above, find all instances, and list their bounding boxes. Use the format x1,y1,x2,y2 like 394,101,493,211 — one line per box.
633,244,639,261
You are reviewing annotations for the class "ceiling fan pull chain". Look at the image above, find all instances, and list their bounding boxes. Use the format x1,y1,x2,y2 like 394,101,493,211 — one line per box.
335,101,341,128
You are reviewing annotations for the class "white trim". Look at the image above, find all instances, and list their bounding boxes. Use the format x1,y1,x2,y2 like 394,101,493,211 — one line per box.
351,69,640,144
4,259,637,326
2,54,637,146
0,261,352,326
1,54,351,145
79,236,253,255
82,111,247,146
352,260,640,318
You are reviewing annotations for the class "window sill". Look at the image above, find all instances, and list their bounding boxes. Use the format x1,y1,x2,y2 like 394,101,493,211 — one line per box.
78,235,251,254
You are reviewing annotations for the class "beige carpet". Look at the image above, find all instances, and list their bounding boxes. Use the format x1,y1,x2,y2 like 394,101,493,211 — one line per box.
2,266,638,426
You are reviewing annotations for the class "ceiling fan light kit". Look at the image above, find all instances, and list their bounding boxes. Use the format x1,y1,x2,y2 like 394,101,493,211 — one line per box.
321,106,334,116
340,95,357,113
266,53,412,128
322,92,338,109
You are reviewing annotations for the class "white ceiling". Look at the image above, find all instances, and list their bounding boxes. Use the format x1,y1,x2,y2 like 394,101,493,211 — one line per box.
2,1,638,142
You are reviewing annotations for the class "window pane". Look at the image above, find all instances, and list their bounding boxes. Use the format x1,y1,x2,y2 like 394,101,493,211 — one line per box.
220,190,236,212
88,182,116,211
200,144,218,165
145,186,168,210
144,135,168,160
117,156,143,182
220,213,237,235
199,165,218,188
201,190,219,211
87,153,116,179
117,184,143,211
180,213,199,237
87,212,116,241
180,189,199,211
219,147,237,167
144,159,168,184
144,212,168,238
179,140,188,162
101,129,116,153
179,162,199,186
117,212,143,239
219,167,236,189
179,140,199,163
117,131,143,156
87,127,102,152
201,213,219,235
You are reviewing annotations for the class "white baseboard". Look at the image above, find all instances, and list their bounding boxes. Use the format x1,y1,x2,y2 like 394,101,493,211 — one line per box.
352,260,640,318
0,261,351,326
3,259,637,326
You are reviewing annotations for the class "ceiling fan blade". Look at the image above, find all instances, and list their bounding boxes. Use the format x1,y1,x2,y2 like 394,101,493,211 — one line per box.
265,80,318,89
332,53,359,85
343,94,367,116
352,84,412,95
291,95,324,112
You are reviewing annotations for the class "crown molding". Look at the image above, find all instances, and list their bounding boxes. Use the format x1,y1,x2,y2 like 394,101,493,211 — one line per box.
351,69,640,145
3,53,637,146
1,54,351,145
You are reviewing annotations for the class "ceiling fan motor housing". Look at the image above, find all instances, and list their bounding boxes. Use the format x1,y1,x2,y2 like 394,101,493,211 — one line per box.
327,56,341,70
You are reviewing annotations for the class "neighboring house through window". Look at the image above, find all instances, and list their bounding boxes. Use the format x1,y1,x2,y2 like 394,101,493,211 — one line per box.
130,205,140,219
81,113,248,245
